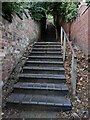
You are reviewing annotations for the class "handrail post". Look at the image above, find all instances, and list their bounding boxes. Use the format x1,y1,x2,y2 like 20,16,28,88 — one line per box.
63,33,66,61
71,55,77,96
61,26,77,97
61,27,63,46
56,28,58,40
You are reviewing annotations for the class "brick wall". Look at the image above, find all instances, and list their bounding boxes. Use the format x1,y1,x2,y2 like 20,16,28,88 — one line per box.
0,11,40,83
61,5,89,56
88,7,90,56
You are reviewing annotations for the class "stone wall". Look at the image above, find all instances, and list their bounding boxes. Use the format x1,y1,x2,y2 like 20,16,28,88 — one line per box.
61,4,89,56
0,11,40,83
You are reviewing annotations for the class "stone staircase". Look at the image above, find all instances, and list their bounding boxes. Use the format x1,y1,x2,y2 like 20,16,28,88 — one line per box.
6,42,72,116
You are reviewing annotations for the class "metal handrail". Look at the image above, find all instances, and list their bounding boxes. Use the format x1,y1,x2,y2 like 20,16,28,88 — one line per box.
61,27,77,59
67,38,77,59
61,26,77,96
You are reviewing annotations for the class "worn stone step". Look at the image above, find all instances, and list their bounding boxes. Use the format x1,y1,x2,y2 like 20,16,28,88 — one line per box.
25,61,64,67
13,82,68,96
31,51,62,54
28,55,63,59
7,93,72,111
25,61,63,64
32,48,62,51
28,55,63,61
30,51,62,56
34,42,61,45
19,77,66,84
34,44,61,48
23,66,65,74
19,74,66,84
19,74,66,79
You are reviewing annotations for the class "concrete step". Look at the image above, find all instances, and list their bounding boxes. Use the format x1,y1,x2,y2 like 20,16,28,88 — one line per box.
7,93,72,111
30,51,62,56
25,61,64,67
34,42,61,45
18,78,66,84
34,44,61,48
28,55,63,61
32,48,62,52
18,73,66,83
13,82,68,96
23,66,65,74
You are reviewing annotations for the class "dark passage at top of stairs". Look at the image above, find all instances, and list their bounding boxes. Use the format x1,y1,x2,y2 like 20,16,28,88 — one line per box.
41,22,57,42
6,23,72,118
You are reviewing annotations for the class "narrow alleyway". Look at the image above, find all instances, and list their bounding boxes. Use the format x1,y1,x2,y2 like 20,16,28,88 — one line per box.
2,2,89,119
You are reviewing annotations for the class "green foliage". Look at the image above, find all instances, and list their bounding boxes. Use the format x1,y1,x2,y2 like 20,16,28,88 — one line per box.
62,2,78,22
2,2,15,22
86,0,90,6
47,15,53,23
27,2,78,22
2,2,24,22
46,2,78,22
2,2,78,23
27,2,46,21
